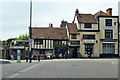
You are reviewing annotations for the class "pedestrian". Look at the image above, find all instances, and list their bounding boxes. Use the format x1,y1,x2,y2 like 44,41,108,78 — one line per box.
58,53,59,60
65,52,68,59
50,53,52,59
38,54,40,62
26,55,28,62
11,54,14,61
56,53,59,59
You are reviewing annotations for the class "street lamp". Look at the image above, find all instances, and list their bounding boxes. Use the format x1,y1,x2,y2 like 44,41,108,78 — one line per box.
29,0,32,63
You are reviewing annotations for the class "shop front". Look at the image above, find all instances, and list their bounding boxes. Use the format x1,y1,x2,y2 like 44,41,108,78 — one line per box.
85,44,94,58
68,40,80,58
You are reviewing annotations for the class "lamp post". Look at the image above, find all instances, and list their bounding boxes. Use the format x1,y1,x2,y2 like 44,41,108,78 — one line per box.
29,0,32,63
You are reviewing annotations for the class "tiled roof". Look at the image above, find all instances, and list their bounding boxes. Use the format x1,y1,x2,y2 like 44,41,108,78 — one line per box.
67,23,78,34
94,10,110,17
32,27,68,40
77,14,97,23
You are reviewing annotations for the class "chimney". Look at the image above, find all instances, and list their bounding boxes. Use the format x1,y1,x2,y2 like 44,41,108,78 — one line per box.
60,20,67,28
106,8,112,16
49,23,53,27
75,9,79,15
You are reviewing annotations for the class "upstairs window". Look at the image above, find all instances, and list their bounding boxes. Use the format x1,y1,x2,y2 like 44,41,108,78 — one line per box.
105,30,113,39
34,39,43,44
83,34,95,39
106,19,112,26
71,34,77,39
84,23,92,28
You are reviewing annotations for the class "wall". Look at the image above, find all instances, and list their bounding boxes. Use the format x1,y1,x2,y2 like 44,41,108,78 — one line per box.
99,17,119,55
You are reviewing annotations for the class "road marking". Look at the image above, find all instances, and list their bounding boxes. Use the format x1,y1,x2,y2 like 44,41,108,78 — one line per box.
8,63,39,78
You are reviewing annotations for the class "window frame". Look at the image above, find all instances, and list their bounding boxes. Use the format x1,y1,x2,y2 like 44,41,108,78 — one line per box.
84,23,92,28
83,34,95,39
102,44,115,54
71,34,77,39
106,19,112,26
105,30,113,39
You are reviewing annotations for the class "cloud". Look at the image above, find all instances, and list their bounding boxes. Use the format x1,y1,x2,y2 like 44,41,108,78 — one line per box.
0,29,29,40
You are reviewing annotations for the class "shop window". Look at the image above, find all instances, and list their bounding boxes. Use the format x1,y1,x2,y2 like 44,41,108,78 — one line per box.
84,23,92,28
103,44,115,54
83,34,95,39
106,19,112,26
105,30,113,39
71,34,77,39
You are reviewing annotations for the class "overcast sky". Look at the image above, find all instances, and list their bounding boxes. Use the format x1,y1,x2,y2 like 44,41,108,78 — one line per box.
0,0,120,40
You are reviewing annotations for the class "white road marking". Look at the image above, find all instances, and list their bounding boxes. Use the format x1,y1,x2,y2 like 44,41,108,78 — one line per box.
8,63,39,78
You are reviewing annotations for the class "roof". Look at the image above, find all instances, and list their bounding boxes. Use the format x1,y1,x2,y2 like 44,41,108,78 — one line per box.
94,10,110,17
32,27,68,40
77,14,97,23
67,23,78,34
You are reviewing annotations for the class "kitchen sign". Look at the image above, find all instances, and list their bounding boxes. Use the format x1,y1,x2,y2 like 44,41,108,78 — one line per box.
102,26,115,30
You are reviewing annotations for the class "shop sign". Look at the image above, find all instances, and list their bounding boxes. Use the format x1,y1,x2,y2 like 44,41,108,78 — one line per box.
84,40,95,43
70,41,80,45
102,26,115,30
10,46,24,49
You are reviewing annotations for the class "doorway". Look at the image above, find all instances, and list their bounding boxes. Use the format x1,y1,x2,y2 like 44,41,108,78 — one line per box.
72,47,77,58
85,44,93,58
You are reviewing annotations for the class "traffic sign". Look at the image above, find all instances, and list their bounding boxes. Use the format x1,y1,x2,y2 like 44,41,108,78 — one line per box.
29,39,32,42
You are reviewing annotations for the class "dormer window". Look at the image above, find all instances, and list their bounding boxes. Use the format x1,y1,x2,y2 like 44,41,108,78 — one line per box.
71,34,77,39
84,23,92,28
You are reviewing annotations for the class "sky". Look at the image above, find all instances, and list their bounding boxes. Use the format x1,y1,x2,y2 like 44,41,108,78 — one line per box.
0,0,120,40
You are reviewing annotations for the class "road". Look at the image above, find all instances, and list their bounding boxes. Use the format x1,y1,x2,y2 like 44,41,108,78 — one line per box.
2,59,119,78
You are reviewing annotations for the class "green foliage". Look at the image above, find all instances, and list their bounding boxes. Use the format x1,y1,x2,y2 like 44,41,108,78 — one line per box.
18,33,28,40
1,33,29,43
54,41,68,54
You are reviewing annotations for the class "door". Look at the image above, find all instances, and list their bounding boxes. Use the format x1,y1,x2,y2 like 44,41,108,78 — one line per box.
85,44,93,58
72,47,77,58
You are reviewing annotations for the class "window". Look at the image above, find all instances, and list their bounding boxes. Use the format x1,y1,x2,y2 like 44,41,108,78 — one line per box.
34,39,38,44
83,35,95,39
34,39,43,44
84,23,92,28
106,19,112,26
71,34,77,39
38,40,43,44
85,44,93,54
105,30,113,39
103,44,115,54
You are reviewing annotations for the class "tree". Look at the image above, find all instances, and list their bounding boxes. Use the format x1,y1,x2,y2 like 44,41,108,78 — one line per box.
54,41,68,55
1,33,29,43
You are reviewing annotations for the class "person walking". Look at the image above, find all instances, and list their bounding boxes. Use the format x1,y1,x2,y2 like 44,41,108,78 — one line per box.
65,52,68,59
26,55,28,62
11,54,14,61
38,54,40,62
50,53,52,59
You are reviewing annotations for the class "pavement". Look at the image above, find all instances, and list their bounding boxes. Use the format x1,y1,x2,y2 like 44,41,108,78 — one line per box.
0,58,119,63
1,58,119,78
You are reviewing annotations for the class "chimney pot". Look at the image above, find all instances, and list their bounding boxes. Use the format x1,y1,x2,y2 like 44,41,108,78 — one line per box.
49,23,53,27
106,8,112,16
75,9,79,14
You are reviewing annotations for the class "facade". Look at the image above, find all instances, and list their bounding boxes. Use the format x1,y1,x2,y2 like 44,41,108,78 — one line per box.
66,8,119,58
31,8,119,58
0,42,4,59
119,23,120,55
31,24,68,56
10,40,29,59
